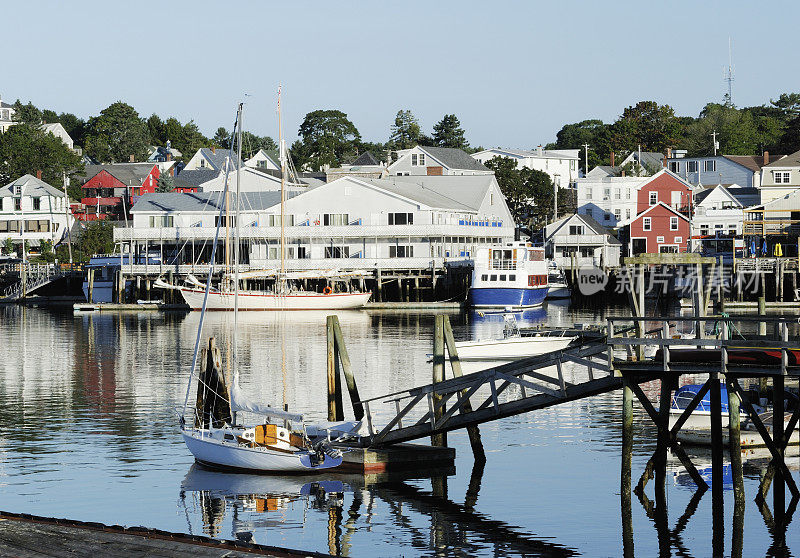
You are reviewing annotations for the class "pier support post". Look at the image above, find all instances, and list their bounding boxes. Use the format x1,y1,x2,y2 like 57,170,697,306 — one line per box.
728,378,745,504
431,314,446,447
758,296,767,336
376,269,382,302
87,268,94,303
655,373,672,509
773,373,785,522
442,316,485,463
326,316,344,422
621,377,634,558
329,315,364,421
709,369,725,549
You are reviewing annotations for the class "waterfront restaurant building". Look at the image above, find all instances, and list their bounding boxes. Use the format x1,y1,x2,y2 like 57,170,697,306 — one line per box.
115,174,514,271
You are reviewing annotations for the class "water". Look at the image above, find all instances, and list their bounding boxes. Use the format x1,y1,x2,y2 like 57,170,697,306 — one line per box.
0,302,798,557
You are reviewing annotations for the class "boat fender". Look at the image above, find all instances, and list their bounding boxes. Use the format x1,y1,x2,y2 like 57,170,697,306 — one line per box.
323,286,332,295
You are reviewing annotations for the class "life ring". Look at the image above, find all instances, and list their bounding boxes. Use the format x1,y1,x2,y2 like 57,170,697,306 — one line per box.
323,286,332,295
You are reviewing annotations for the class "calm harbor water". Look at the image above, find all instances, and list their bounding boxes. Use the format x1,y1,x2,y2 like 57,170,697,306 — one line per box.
0,302,798,557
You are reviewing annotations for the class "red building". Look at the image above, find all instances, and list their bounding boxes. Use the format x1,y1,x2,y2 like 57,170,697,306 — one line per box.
629,202,691,255
75,163,160,221
636,169,693,217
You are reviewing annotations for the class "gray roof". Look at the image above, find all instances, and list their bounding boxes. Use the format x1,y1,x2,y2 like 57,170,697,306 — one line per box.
130,191,283,213
421,147,491,172
197,147,241,171
587,165,619,178
547,213,621,244
631,151,664,170
763,149,800,169
358,174,494,212
477,147,579,160
83,163,157,185
0,101,12,109
174,168,221,189
351,151,380,166
693,185,760,206
1,174,65,198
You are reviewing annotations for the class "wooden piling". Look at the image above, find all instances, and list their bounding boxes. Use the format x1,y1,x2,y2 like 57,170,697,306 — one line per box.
773,372,785,519
758,296,767,336
330,315,364,421
621,378,634,558
728,379,745,504
442,316,485,463
326,316,344,422
87,268,94,303
709,371,725,533
431,315,446,447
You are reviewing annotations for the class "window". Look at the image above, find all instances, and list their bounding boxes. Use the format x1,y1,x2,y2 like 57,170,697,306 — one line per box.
700,225,709,235
14,198,21,211
585,189,593,200
411,154,418,166
649,191,658,205
490,274,497,281
614,189,621,200
389,245,413,258
499,274,507,281
150,216,174,227
774,171,791,184
325,246,350,258
660,245,678,253
626,209,631,220
626,189,631,200
388,212,413,225
603,188,611,200
714,224,724,230
614,209,621,221
32,197,41,210
669,161,680,173
569,225,583,235
419,153,425,166
509,274,516,281
323,213,348,226
570,160,576,170
268,214,294,226
704,160,716,172
214,215,235,227
674,236,682,243
670,216,679,230
643,217,651,231
481,274,488,281
199,159,206,168
604,213,611,221
687,161,698,173
657,236,665,243
14,185,22,196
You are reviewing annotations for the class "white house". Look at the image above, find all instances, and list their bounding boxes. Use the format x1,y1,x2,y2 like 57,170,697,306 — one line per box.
117,174,514,270
0,174,74,250
692,184,760,239
41,122,74,150
759,150,800,205
472,147,580,187
388,146,492,177
543,213,621,268
183,147,241,172
575,175,650,227
244,149,280,170
0,95,16,133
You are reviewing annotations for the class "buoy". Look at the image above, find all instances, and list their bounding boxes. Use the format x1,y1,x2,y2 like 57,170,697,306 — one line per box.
323,286,332,295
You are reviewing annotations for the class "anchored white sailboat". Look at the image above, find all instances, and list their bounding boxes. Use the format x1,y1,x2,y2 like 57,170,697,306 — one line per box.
162,89,371,311
180,100,367,473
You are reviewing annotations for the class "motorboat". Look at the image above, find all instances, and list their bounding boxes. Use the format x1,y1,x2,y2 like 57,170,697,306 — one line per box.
469,243,549,308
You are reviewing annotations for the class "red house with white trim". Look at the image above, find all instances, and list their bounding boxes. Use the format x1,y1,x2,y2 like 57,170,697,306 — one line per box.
637,169,694,217
76,163,160,221
629,202,691,255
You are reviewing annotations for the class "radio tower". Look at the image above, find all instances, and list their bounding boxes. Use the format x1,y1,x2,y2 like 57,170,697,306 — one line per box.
724,37,735,106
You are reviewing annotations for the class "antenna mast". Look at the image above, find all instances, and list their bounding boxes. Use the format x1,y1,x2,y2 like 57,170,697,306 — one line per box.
725,37,735,106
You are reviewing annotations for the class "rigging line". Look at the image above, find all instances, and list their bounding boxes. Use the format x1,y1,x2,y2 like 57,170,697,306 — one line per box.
182,103,243,419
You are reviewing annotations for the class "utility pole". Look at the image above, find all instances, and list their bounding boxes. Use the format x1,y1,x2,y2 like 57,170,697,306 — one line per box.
582,143,590,176
711,131,718,156
553,174,560,223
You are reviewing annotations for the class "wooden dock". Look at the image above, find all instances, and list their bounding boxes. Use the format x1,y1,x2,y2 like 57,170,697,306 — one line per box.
0,511,331,557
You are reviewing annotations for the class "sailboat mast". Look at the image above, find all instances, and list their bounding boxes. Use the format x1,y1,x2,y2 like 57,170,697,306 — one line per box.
278,85,286,279
232,102,243,426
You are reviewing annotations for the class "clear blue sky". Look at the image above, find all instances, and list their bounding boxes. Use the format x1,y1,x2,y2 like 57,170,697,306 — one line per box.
4,0,798,149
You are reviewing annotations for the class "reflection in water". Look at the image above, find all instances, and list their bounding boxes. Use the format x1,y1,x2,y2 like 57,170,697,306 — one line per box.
1,304,798,556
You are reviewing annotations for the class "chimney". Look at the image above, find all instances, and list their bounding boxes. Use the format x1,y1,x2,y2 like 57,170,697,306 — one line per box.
666,147,672,160
211,145,216,154
129,154,135,163
763,151,769,166
170,166,175,177
167,152,172,162
36,170,42,180
536,145,543,156
610,151,615,167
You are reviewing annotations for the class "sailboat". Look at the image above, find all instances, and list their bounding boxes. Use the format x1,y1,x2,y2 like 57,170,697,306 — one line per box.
160,90,371,311
180,101,367,473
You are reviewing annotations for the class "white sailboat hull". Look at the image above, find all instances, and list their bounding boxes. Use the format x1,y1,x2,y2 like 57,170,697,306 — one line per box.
546,282,571,299
454,335,576,361
182,431,342,472
178,287,372,311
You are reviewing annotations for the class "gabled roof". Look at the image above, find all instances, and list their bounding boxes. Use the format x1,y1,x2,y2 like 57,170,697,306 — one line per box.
195,147,241,171
420,147,491,172
83,163,157,186
546,213,621,244
763,149,800,169
725,154,786,172
587,165,619,178
0,174,64,198
474,147,579,160
636,168,694,191
351,151,380,166
174,168,221,189
632,201,691,223
130,191,283,213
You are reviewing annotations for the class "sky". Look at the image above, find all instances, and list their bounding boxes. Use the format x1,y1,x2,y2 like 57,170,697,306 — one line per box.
3,0,799,150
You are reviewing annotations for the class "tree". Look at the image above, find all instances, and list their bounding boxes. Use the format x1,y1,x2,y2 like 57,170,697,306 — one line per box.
610,101,680,153
483,156,556,227
432,114,468,149
240,131,278,160
147,114,166,145
294,110,361,171
0,124,83,185
389,110,421,149
550,119,611,172
78,221,115,259
684,103,763,156
156,174,174,192
84,102,149,163
12,100,43,126
213,127,231,149
57,113,88,147
41,109,58,124
771,93,800,120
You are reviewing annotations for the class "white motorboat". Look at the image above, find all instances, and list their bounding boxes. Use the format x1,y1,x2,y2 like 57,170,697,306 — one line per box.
546,264,570,299
454,314,576,361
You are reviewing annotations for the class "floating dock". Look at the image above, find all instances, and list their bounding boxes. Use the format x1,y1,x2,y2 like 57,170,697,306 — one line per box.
335,443,455,474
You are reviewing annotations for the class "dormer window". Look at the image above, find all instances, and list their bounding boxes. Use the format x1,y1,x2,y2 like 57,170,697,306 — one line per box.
14,185,22,196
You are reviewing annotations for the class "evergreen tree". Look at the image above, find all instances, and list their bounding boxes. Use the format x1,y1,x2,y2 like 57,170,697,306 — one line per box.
84,102,149,163
389,110,421,149
432,114,469,149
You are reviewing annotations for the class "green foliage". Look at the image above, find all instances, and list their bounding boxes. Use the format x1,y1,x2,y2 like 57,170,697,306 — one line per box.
484,156,556,227
240,131,278,160
213,127,231,149
156,174,174,193
84,102,149,163
0,124,83,185
294,109,361,171
432,114,469,149
41,109,58,124
389,110,421,149
12,100,43,126
3,238,13,255
771,93,800,119
355,141,387,159
57,112,88,147
551,119,609,172
610,101,680,153
78,221,115,258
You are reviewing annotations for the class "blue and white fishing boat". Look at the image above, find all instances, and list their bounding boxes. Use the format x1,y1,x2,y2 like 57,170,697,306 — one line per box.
82,254,160,303
469,243,549,308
